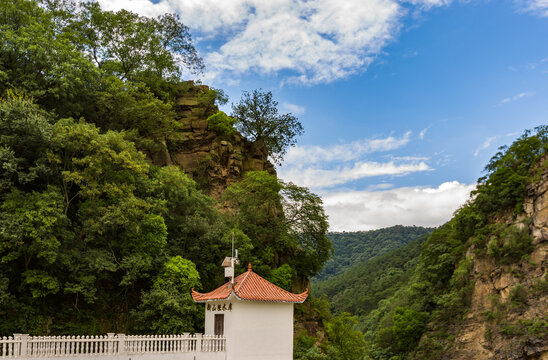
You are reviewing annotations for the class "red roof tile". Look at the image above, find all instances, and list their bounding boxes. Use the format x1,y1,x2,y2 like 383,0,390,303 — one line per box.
191,263,308,303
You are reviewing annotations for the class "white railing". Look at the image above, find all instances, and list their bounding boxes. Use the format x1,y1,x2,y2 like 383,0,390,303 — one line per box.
0,334,225,358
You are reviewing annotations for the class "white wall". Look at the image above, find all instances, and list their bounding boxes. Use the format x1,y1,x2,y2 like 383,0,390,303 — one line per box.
204,295,294,360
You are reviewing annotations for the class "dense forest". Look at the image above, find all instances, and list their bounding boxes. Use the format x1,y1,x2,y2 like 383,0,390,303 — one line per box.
313,233,429,319
0,0,332,337
299,127,548,359
315,226,432,281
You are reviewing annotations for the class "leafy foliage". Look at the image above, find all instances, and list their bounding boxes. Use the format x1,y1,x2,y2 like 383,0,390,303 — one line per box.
231,89,304,164
325,313,368,360
132,256,202,333
75,2,203,81
223,171,331,282
0,1,330,336
315,226,432,281
314,127,547,359
207,111,237,138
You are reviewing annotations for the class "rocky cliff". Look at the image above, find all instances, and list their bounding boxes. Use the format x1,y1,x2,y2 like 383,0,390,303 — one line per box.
447,158,548,360
152,82,275,199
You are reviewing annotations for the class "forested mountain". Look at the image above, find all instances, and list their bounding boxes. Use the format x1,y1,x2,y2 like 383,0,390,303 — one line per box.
302,128,548,359
315,226,432,281
0,0,331,336
313,233,429,318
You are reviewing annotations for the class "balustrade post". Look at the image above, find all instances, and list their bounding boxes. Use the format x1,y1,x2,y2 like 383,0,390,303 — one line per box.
195,334,202,353
13,334,22,357
106,334,114,354
20,334,28,357
117,334,126,355
13,334,29,357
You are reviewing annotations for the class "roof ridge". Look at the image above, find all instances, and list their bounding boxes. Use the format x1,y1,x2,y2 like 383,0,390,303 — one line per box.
234,267,253,291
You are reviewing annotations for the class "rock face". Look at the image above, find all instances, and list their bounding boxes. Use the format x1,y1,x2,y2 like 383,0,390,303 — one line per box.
153,82,276,199
446,158,548,360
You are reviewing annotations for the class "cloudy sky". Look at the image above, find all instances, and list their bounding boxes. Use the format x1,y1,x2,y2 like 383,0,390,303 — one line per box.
99,0,548,231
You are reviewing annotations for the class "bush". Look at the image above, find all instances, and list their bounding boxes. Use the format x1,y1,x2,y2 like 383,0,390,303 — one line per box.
508,283,528,308
207,111,237,138
392,307,428,352
486,224,533,264
268,264,296,291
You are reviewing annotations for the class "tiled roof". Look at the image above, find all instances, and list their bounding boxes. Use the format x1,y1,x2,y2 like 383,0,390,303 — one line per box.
191,263,308,303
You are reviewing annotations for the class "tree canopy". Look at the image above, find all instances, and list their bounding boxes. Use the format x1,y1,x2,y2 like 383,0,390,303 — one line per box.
231,89,304,164
0,0,331,336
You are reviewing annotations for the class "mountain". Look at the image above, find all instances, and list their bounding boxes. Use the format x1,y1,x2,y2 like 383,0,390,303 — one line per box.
313,232,429,317
312,128,548,360
314,226,433,282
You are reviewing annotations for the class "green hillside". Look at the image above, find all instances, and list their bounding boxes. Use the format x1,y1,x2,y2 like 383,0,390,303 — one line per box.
315,226,433,281
313,233,429,317
307,127,548,359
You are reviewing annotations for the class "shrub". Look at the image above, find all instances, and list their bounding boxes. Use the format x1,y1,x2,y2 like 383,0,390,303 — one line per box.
486,224,533,264
207,111,237,138
508,283,528,308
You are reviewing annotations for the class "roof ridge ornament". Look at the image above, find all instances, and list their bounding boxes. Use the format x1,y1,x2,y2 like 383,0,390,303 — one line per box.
247,263,252,272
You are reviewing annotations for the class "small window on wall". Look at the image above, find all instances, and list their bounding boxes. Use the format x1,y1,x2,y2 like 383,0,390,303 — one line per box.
214,314,224,336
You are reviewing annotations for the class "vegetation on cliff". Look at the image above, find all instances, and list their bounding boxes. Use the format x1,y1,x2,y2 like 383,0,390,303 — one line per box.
305,126,548,359
0,0,330,336
231,89,304,164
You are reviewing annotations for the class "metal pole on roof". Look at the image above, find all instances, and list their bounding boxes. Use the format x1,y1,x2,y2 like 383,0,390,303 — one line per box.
231,232,235,284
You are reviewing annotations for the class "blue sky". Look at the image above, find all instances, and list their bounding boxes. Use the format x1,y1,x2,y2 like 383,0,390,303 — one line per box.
99,0,548,231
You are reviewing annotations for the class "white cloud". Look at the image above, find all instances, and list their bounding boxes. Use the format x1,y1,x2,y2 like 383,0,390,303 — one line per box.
323,181,475,231
96,0,453,84
499,91,533,104
419,127,428,139
404,0,452,9
284,132,411,165
279,160,431,188
473,136,497,157
279,131,430,189
282,103,306,115
519,0,548,16
201,0,403,84
96,0,173,17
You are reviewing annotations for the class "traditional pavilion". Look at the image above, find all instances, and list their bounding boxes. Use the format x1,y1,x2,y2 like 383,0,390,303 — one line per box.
192,260,308,360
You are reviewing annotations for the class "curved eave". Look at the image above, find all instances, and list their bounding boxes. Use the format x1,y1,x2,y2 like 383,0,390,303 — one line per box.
191,288,234,303
233,288,309,303
192,288,309,304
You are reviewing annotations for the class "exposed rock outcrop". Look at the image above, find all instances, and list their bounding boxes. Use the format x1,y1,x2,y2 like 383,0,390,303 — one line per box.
447,158,548,360
152,82,275,199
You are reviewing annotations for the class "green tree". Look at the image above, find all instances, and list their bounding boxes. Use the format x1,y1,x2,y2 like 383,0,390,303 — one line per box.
392,307,427,352
0,91,54,192
132,256,202,333
94,76,179,153
231,89,303,164
282,182,332,278
325,313,368,360
223,171,331,282
75,2,203,81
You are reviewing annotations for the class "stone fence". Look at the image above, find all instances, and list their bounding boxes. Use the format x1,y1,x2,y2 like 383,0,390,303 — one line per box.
0,334,225,360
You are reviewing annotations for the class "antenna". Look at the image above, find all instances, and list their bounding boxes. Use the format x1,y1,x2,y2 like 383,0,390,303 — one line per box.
232,231,235,258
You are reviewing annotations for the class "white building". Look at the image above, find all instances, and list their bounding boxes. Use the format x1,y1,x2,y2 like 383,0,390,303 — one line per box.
191,263,308,360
